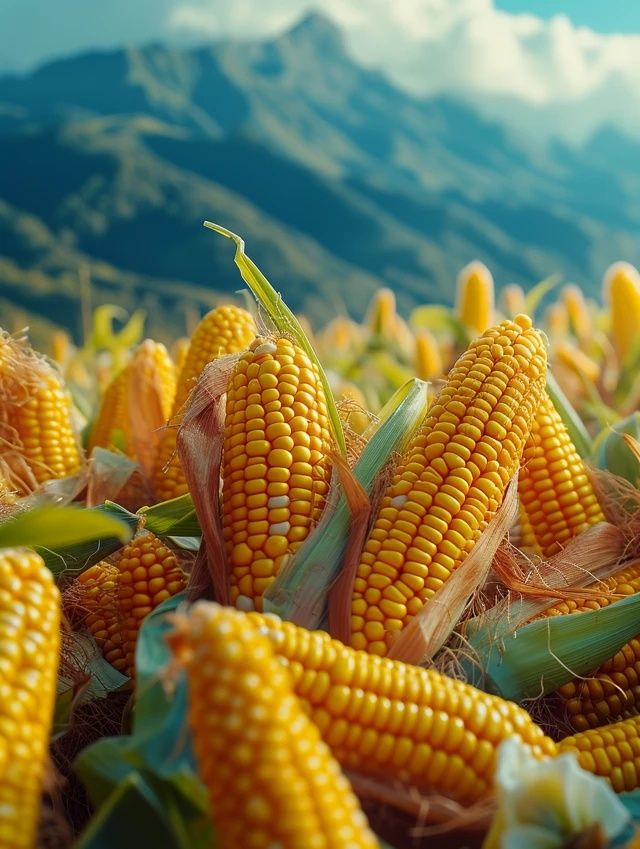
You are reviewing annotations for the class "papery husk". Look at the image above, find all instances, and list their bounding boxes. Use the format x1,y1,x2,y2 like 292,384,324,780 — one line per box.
350,772,494,837
176,354,239,605
589,466,640,546
386,476,519,666
85,448,137,508
468,521,628,640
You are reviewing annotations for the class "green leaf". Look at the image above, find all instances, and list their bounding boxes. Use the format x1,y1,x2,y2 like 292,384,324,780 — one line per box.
465,592,640,701
595,412,640,485
546,371,592,459
523,273,562,318
204,221,346,458
32,503,138,577
409,304,469,345
264,378,430,626
138,494,201,537
75,772,213,849
0,504,132,553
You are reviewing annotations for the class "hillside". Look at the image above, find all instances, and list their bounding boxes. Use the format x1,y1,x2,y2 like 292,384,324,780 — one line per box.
1,13,640,340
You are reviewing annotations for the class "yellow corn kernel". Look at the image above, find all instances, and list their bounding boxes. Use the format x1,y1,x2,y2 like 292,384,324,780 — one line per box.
337,383,371,435
518,391,603,558
243,610,557,804
0,549,60,848
455,261,495,334
224,338,333,611
415,331,443,380
168,603,379,849
76,532,186,677
88,367,129,454
539,560,640,731
558,715,640,792
351,315,547,653
153,305,256,501
605,262,640,361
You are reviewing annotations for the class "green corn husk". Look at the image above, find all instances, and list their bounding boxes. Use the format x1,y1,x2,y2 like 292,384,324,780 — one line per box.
523,273,562,319
138,494,201,538
464,592,640,702
595,412,640,486
204,221,346,458
263,378,430,628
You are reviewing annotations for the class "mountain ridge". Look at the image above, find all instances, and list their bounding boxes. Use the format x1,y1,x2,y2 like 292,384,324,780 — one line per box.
1,12,639,343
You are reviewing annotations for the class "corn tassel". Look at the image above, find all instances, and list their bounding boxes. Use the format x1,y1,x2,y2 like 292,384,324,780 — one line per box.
0,548,60,848
350,315,547,655
224,338,333,611
153,305,256,501
455,261,494,334
168,603,379,849
518,391,603,558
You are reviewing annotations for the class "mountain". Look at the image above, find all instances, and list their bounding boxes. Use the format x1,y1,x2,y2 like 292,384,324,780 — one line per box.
1,13,639,342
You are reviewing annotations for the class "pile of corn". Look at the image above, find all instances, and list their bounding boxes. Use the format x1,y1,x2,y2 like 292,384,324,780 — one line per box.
4,248,640,849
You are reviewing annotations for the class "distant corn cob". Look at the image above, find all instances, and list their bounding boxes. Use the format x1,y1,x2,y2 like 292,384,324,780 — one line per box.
168,603,379,849
562,285,592,345
514,502,540,554
518,391,603,558
554,341,600,384
50,329,72,367
455,261,494,335
501,284,526,319
545,302,570,341
75,531,185,677
224,338,333,611
604,262,640,360
0,548,60,848
350,315,547,655
337,382,371,435
236,609,556,803
153,305,256,501
558,715,640,792
539,560,640,731
414,330,442,380
171,337,190,377
365,288,397,339
0,331,82,492
89,340,176,467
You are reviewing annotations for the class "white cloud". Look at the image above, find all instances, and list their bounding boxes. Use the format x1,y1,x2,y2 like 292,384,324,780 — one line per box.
166,0,640,144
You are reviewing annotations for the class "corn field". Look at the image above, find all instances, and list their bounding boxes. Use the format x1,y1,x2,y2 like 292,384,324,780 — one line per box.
4,223,640,848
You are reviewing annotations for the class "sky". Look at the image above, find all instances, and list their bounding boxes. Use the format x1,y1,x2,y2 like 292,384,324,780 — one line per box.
2,0,640,145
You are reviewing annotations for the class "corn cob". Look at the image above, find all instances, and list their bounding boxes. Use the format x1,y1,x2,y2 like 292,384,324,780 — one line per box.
0,333,82,491
88,366,129,454
351,315,547,655
562,284,592,344
238,609,556,803
455,261,494,335
518,390,603,558
558,715,640,792
604,262,640,360
224,337,333,611
501,284,526,319
0,548,60,848
545,302,570,342
554,341,600,384
337,383,370,436
153,305,256,501
414,331,442,380
539,560,640,731
365,288,397,340
168,603,379,849
514,502,540,554
171,337,190,377
76,531,186,677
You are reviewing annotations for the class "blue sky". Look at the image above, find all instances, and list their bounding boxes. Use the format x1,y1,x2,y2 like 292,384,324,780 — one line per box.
495,1,640,33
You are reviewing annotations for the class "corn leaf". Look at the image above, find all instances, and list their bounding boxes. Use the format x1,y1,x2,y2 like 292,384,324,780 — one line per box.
465,592,640,701
546,371,592,459
523,273,562,318
138,494,201,537
0,503,132,553
409,304,469,345
264,378,430,628
25,502,138,577
595,412,640,485
74,593,212,847
203,221,346,457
